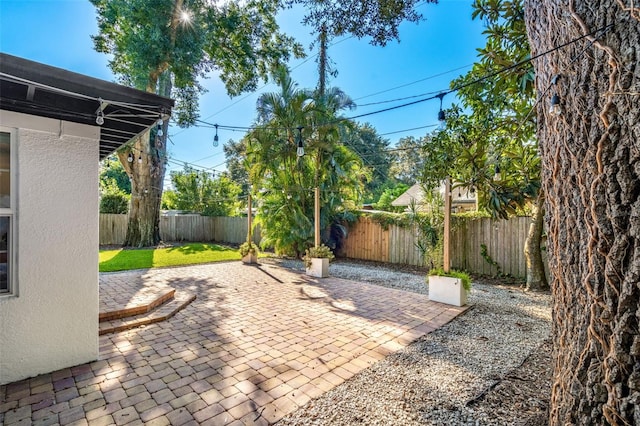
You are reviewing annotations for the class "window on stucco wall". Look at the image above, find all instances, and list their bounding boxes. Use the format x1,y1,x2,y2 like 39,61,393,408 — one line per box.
0,129,15,295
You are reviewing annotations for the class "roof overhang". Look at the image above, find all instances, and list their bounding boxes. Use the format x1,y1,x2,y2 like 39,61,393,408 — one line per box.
0,53,174,160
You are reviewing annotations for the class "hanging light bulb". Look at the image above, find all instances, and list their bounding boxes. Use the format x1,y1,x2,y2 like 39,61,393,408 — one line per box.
157,122,164,137
138,155,142,164
296,126,304,157
436,93,446,130
127,153,133,163
494,164,501,181
549,74,562,117
96,98,106,125
213,124,219,147
549,94,562,117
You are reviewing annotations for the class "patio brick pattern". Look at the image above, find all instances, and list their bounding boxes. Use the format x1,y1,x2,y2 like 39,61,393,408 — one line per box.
1,261,466,425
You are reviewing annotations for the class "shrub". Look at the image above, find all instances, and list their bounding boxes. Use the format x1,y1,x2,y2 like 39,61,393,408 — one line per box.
428,268,472,291
239,241,259,257
100,193,129,214
303,244,335,269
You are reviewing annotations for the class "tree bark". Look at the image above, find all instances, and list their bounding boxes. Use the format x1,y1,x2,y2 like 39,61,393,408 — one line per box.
524,189,548,291
318,25,328,97
524,1,640,424
119,0,184,248
120,72,170,247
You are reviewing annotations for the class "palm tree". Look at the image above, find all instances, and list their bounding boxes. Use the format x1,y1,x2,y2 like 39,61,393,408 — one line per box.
246,67,366,255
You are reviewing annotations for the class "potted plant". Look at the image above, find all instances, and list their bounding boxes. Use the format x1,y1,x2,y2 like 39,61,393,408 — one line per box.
303,244,335,278
239,241,259,264
427,268,471,307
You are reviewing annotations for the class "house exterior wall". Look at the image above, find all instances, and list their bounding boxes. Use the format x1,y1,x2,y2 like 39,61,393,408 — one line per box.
392,182,477,213
0,110,99,385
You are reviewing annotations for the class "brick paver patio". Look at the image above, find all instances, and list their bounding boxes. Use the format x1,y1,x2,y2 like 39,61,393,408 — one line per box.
1,261,466,425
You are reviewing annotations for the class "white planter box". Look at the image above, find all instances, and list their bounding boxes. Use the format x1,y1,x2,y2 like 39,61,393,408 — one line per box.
241,253,258,264
306,258,329,278
428,275,468,306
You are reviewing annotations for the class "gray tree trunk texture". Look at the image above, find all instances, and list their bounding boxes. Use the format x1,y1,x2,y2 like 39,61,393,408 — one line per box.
119,73,171,247
524,190,548,291
524,1,640,424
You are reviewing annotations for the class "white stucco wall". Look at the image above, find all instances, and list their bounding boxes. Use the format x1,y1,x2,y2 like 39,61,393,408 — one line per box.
0,110,100,385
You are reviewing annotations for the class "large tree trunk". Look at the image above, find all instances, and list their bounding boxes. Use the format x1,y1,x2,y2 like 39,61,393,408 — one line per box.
524,1,640,424
120,72,170,247
118,132,164,247
524,189,548,291
119,0,183,247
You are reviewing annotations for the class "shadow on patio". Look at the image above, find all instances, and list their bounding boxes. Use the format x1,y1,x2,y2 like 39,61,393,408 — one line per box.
1,261,466,425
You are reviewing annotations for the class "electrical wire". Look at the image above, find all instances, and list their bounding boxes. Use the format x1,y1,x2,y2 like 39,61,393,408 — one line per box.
111,22,616,195
353,63,473,102
168,34,357,141
378,124,438,136
190,22,615,136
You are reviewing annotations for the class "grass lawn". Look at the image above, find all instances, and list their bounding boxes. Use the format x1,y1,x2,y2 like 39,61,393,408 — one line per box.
99,243,247,272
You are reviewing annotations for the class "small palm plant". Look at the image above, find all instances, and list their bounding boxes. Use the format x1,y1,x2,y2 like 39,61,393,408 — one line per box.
303,244,335,269
239,241,259,258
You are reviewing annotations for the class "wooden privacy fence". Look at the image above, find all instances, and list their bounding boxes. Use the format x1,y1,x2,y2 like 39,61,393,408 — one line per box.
450,216,530,278
342,216,532,278
99,214,128,245
99,214,260,246
99,214,533,278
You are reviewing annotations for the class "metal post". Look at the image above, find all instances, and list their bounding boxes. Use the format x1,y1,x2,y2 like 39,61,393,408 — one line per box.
315,187,320,247
247,194,252,242
443,177,451,273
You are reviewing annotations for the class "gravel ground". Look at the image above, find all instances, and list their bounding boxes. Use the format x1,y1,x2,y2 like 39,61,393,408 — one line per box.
263,257,553,426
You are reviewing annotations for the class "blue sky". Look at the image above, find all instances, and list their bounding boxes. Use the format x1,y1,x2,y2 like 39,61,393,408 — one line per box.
0,0,486,184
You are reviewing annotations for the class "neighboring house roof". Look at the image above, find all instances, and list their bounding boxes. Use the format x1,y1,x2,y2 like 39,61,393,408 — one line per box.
391,182,476,207
391,183,425,207
0,53,174,159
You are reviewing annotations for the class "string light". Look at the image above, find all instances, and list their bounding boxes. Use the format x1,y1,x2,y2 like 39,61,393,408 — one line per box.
549,75,562,117
494,164,501,181
436,93,446,130
296,127,304,157
138,155,142,164
213,124,219,147
96,96,105,125
157,119,164,137
127,153,133,163
152,24,614,189
184,24,613,143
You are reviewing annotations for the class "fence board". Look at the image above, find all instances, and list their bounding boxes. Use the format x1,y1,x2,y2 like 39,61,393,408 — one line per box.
99,214,128,245
100,214,258,246
99,213,537,279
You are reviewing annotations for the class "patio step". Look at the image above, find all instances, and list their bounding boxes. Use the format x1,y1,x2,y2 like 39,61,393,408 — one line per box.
99,290,196,335
99,288,176,322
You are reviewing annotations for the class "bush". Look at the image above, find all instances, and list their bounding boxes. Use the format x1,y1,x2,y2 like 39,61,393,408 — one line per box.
239,241,259,257
428,268,472,291
303,244,335,269
100,193,129,214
